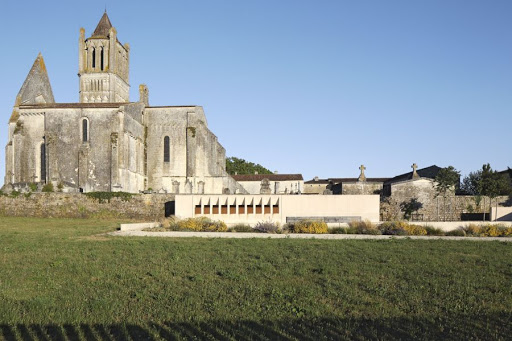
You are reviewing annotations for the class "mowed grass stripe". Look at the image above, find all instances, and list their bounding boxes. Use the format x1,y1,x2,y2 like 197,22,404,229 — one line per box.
0,217,511,340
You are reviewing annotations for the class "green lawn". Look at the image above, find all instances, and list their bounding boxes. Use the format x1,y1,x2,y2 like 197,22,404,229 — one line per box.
0,217,511,340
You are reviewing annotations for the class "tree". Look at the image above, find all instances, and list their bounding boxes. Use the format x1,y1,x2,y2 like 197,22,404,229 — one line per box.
434,166,460,221
477,164,511,221
460,170,482,195
225,157,273,175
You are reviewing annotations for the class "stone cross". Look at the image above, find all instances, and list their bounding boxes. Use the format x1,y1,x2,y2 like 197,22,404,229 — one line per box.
411,163,420,179
358,165,366,182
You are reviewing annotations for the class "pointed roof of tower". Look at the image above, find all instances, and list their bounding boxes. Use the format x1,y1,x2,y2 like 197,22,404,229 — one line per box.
16,53,55,106
92,11,113,37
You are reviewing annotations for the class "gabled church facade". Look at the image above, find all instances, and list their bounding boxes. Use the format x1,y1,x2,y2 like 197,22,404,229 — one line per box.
4,12,243,194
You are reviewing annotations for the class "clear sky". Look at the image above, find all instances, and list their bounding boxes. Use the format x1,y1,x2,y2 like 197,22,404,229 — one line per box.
1,0,510,185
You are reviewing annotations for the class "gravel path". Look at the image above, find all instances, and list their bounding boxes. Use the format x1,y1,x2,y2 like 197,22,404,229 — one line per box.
108,230,512,241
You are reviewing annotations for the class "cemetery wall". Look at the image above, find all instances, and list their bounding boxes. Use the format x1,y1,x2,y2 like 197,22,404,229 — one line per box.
0,193,175,220
380,179,510,221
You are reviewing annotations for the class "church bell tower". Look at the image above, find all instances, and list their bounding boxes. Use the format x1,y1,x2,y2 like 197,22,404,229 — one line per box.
78,12,130,103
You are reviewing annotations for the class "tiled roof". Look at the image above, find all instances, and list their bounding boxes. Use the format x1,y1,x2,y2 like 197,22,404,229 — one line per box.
232,174,303,182
304,178,330,184
328,177,390,183
384,165,442,185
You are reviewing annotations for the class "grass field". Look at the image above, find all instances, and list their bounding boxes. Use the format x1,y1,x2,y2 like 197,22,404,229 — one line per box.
0,217,511,340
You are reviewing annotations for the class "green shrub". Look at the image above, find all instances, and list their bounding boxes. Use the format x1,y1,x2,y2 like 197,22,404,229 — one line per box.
84,191,133,203
291,220,328,234
424,226,445,236
329,227,349,234
29,183,38,192
10,191,20,198
463,224,482,237
348,220,381,235
42,183,54,192
378,222,407,235
446,229,465,237
57,182,64,192
175,217,227,232
230,224,254,232
24,192,32,198
253,221,279,234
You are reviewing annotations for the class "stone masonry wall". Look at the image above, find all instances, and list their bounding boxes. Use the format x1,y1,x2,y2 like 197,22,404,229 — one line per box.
342,182,383,195
380,178,510,221
0,193,175,220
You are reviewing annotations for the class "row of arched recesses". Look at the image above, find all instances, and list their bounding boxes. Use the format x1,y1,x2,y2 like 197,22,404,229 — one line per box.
90,47,105,71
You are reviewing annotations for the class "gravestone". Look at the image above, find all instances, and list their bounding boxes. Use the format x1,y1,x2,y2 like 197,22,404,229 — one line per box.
260,178,271,194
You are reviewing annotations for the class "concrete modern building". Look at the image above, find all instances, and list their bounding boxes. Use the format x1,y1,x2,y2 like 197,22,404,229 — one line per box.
175,194,381,226
3,12,243,194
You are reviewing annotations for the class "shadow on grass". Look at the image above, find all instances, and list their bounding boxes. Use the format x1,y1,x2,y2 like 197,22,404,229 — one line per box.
1,313,511,340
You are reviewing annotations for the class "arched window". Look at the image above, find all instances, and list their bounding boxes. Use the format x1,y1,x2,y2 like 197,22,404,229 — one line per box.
40,142,46,182
92,47,96,68
82,119,88,142
163,136,170,162
100,47,104,71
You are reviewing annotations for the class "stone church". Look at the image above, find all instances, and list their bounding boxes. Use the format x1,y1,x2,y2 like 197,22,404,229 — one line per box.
4,12,243,194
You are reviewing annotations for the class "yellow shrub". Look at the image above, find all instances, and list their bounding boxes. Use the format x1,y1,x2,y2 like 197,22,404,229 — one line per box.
482,225,500,237
379,221,426,236
403,224,427,236
177,217,227,232
293,220,328,234
502,227,512,237
481,224,512,237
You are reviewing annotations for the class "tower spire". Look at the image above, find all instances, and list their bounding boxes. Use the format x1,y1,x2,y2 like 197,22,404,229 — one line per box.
92,11,113,37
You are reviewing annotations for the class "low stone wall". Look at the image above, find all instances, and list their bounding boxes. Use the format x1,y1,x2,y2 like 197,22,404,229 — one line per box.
381,193,511,222
0,193,175,220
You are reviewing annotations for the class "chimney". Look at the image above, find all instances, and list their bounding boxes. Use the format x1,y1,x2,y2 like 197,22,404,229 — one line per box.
314,176,319,181
139,84,149,106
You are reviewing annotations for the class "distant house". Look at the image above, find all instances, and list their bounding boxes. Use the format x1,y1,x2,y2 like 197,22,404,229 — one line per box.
382,165,443,197
303,177,331,194
232,174,304,194
305,165,389,195
329,177,390,195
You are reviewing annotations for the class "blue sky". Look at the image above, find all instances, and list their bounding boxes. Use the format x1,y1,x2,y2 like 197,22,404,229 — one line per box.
1,0,510,184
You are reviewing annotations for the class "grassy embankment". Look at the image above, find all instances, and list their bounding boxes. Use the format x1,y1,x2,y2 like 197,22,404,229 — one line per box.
0,217,511,340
